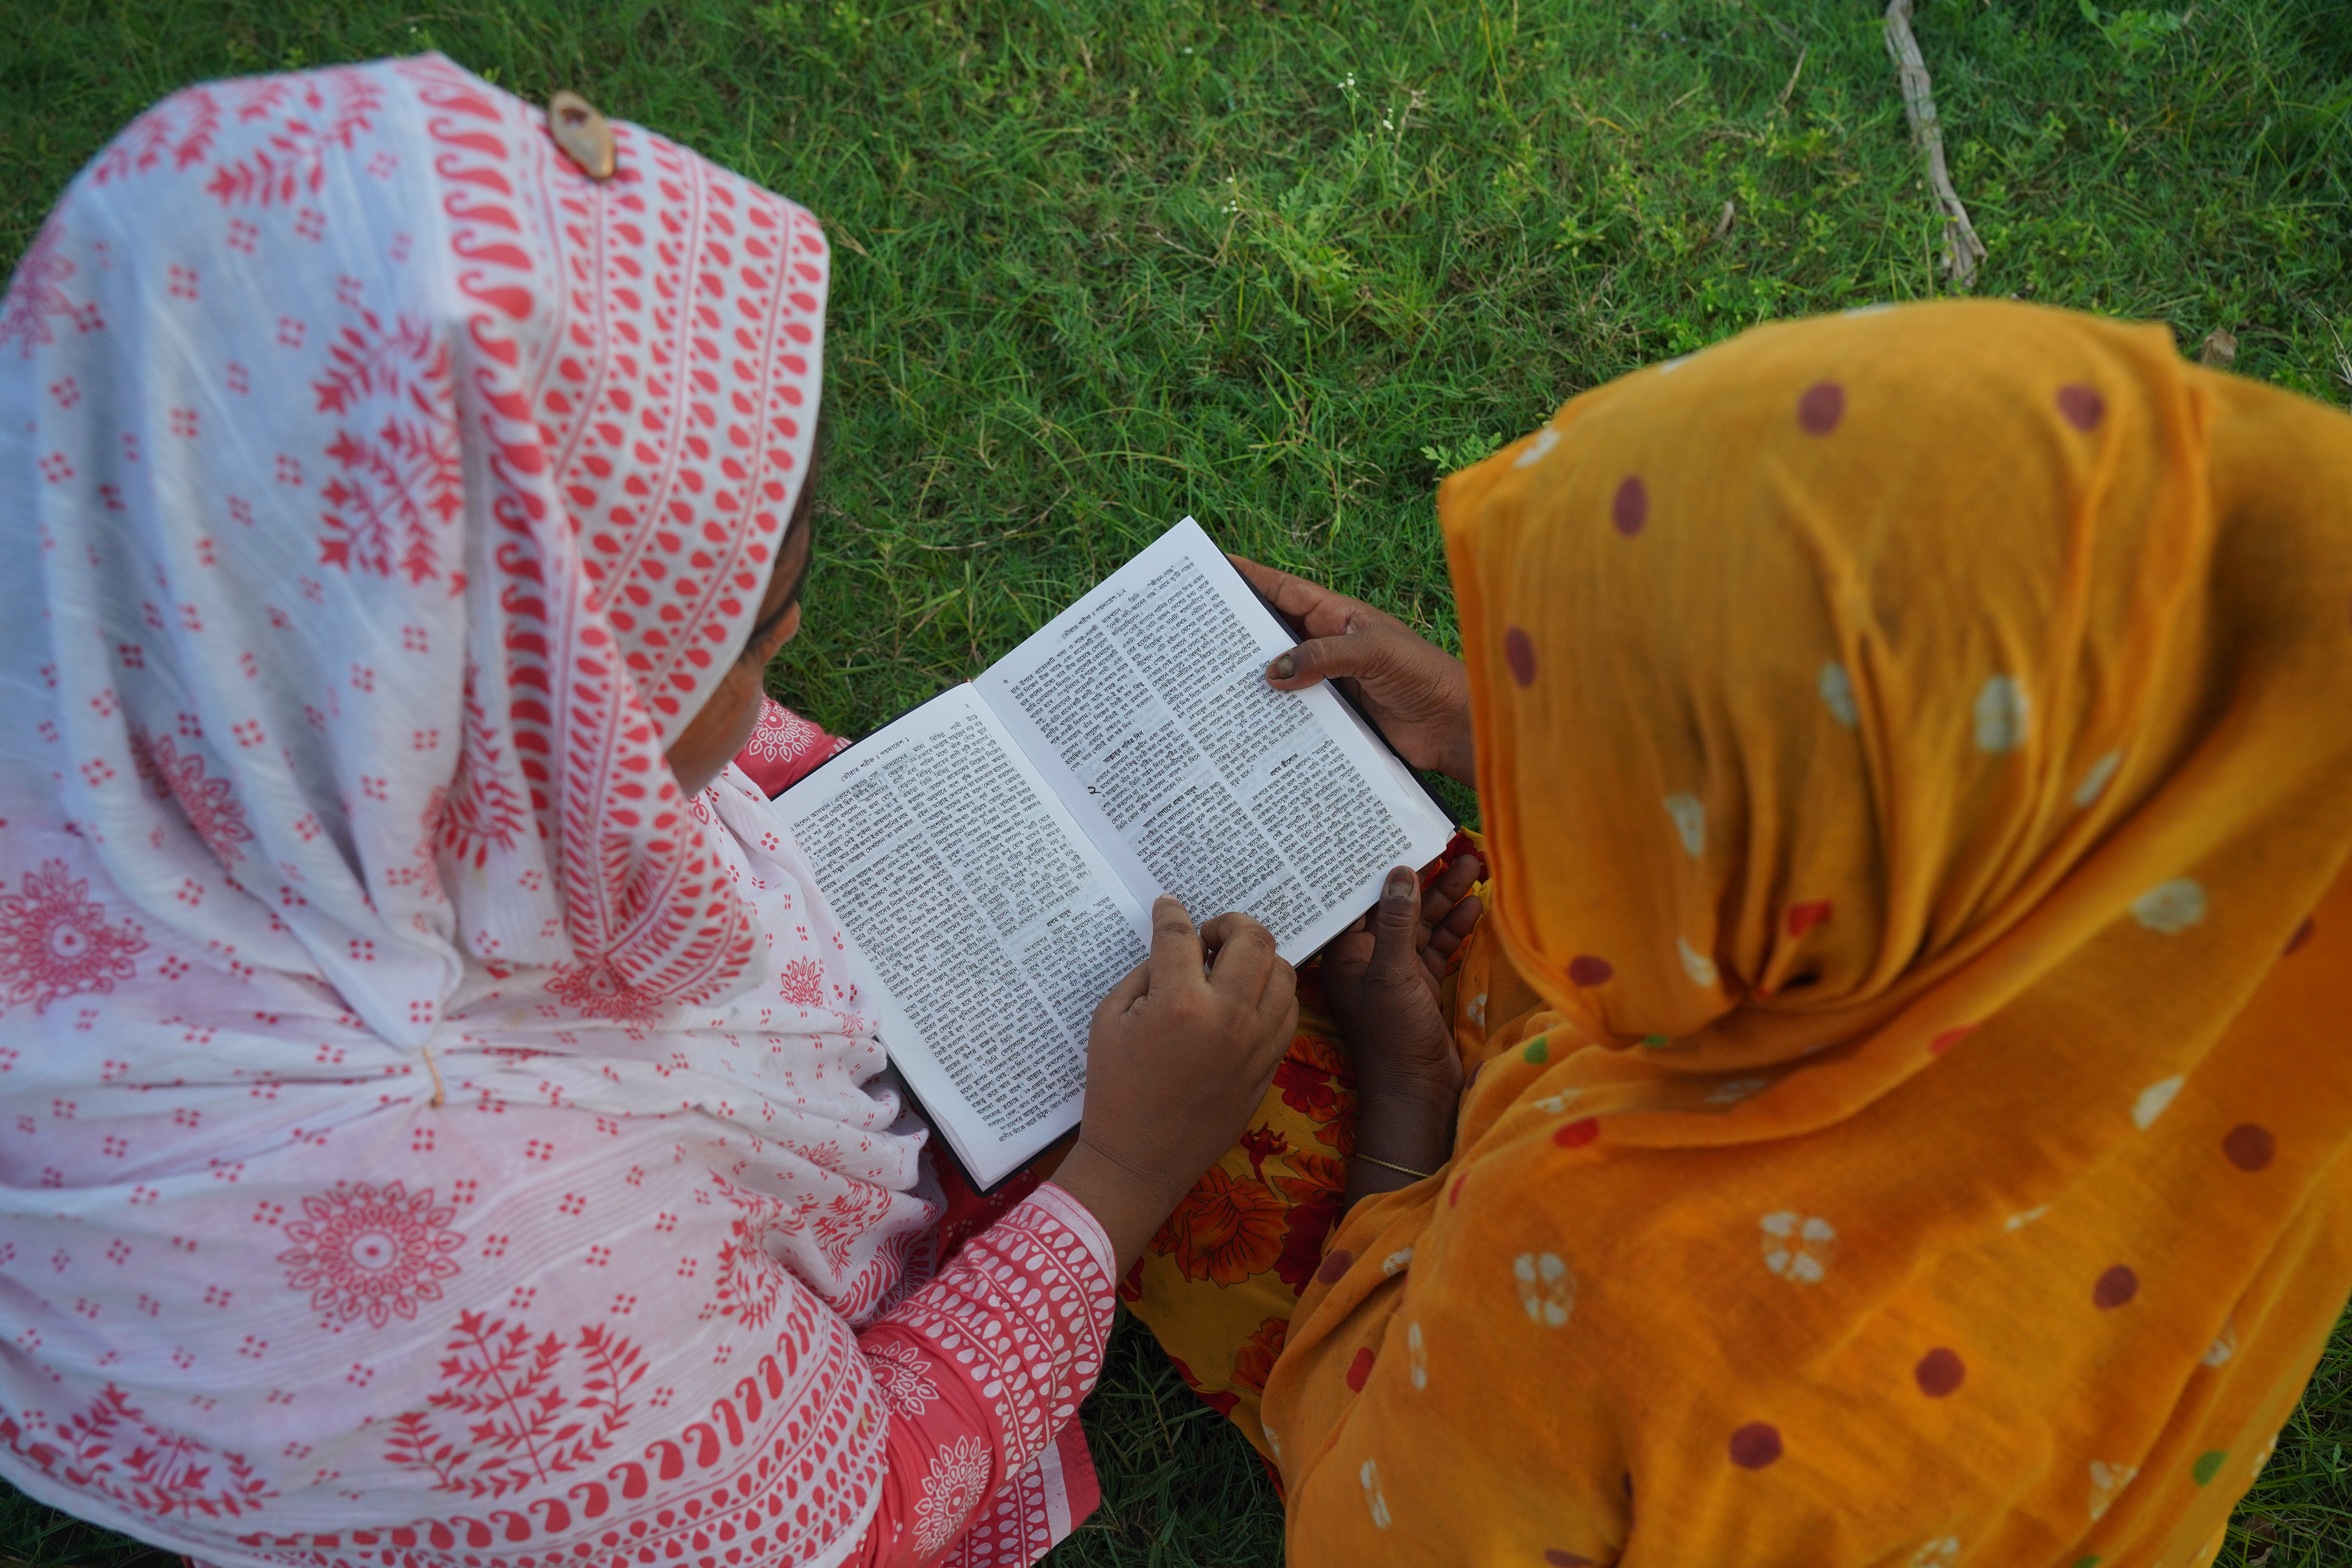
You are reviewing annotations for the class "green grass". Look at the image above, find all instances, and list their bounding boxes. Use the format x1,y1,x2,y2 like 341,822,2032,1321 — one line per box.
5,0,2352,1562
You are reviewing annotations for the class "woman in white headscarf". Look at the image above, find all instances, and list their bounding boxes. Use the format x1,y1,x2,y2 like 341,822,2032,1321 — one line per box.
0,56,1297,1568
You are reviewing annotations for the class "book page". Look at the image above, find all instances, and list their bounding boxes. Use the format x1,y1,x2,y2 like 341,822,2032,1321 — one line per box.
774,685,1148,1188
974,518,1455,965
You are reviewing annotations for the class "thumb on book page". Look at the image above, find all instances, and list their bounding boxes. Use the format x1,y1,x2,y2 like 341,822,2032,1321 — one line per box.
1267,633,1379,690
1145,894,1205,994
1371,866,1423,976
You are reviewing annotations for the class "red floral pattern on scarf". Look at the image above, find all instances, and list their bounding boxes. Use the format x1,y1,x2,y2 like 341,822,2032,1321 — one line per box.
0,1386,274,1520
0,860,148,1013
382,1312,642,1497
313,302,461,583
734,696,850,797
276,1180,465,1329
131,733,254,868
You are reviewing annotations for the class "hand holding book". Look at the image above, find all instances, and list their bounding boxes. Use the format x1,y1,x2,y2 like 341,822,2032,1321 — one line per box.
1234,554,1479,788
1233,555,1491,1202
777,520,1458,1189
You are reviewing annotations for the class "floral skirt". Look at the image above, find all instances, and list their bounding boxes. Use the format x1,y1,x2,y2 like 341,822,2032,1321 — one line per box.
1116,959,1364,1468
1116,832,1481,1465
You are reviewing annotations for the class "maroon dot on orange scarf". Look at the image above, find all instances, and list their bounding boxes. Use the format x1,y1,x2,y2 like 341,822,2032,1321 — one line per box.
1346,1347,1375,1391
1449,1172,1468,1207
1797,381,1845,434
1505,626,1538,687
1317,1249,1355,1285
2057,383,2105,431
1784,900,1833,938
1567,954,1613,986
1554,1117,1599,1149
2223,1124,2276,1172
1914,1347,1966,1397
2093,1264,2139,1309
1728,1422,1783,1469
1545,1554,1596,1567
1612,476,1649,536
2284,915,2316,955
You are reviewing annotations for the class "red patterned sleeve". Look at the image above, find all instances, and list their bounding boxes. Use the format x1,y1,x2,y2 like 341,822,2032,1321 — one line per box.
846,1183,1115,1568
732,695,851,797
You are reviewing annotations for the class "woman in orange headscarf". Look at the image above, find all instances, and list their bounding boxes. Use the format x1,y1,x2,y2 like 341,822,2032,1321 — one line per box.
1128,299,2352,1566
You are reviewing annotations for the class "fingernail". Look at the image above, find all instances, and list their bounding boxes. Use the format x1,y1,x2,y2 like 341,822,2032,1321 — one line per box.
1270,653,1295,680
1385,870,1416,901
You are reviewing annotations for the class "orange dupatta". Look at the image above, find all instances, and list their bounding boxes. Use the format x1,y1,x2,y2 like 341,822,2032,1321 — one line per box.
1260,301,2352,1567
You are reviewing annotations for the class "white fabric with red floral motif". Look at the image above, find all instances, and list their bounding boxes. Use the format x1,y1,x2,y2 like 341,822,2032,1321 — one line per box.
0,55,1108,1568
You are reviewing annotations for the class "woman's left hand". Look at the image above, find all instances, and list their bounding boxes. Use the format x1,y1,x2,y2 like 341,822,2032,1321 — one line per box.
1321,854,1484,1204
1321,852,1484,1093
1231,556,1479,787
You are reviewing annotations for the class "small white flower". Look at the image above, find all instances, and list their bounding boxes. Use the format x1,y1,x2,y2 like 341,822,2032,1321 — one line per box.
1466,991,1488,1027
2132,1075,2184,1130
1906,1538,1960,1567
1512,426,1560,468
2003,1205,2049,1232
2132,879,2206,934
913,1435,994,1556
2087,1460,2137,1522
1406,1321,1428,1389
1512,1251,1575,1327
1380,1246,1415,1276
2204,1318,2237,1367
1532,1089,1582,1115
1818,661,1859,727
863,1342,939,1416
1678,935,1719,988
1760,1211,1838,1283
2073,749,2122,808
1975,675,2030,753
1663,793,1706,858
1360,1459,1392,1528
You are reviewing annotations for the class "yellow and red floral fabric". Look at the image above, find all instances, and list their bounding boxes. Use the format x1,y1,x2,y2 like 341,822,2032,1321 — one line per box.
1120,962,1355,1454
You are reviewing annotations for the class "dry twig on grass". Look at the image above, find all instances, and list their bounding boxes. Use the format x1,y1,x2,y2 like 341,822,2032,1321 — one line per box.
1883,0,1987,289
1776,44,1809,112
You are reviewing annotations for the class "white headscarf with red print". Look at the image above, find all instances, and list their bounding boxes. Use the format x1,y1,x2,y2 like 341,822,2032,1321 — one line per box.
0,56,944,1563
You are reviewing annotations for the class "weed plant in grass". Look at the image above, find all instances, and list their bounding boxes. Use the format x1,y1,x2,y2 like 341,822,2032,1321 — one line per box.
5,1,2351,1563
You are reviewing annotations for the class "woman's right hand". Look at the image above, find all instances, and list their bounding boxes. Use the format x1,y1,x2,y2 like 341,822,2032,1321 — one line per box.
1230,555,1478,786
1054,898,1299,1274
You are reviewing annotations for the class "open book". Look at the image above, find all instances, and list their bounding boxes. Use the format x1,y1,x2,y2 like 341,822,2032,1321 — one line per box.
776,519,1455,1187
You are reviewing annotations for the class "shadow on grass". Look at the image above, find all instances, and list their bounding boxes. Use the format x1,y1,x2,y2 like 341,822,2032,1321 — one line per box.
1049,1310,1285,1567
2220,1322,2352,1566
0,1486,167,1568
